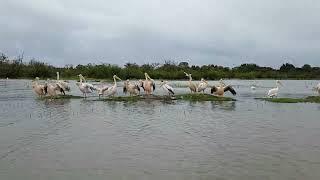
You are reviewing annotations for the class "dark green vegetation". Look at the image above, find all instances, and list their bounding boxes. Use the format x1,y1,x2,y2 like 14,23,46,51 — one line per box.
256,96,320,103
1,53,320,80
176,94,236,101
38,95,83,100
96,95,175,102
91,94,235,102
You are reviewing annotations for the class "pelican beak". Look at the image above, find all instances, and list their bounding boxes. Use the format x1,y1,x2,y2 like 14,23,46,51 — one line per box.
116,76,122,81
279,81,284,86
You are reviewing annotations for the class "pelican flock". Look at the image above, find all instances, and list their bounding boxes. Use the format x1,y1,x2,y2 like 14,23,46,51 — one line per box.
267,80,283,98
30,71,320,101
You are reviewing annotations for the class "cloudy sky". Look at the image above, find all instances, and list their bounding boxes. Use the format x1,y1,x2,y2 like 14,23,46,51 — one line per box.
1,0,319,67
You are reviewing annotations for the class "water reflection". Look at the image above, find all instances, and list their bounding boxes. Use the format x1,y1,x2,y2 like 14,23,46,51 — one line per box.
211,101,236,111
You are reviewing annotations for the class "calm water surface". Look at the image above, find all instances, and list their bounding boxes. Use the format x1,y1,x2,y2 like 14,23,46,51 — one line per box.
0,79,320,180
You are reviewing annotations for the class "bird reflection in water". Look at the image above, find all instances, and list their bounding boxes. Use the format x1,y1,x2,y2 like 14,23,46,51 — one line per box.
211,101,236,111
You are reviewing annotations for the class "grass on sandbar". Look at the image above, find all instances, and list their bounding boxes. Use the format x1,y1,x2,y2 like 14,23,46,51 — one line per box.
256,96,320,103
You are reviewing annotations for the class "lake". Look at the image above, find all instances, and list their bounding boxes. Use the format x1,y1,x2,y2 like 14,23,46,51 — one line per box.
0,79,320,180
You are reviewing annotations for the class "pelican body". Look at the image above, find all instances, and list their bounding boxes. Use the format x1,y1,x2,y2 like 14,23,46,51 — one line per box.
105,75,122,97
184,72,197,93
123,79,140,96
160,80,174,96
314,83,320,95
211,80,236,97
267,80,283,98
76,74,96,98
197,78,208,93
32,77,47,97
140,73,155,95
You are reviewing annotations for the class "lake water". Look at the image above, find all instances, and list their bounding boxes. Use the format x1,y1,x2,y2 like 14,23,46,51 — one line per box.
0,79,320,180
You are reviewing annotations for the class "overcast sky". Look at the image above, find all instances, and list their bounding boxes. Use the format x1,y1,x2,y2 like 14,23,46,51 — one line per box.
1,0,320,67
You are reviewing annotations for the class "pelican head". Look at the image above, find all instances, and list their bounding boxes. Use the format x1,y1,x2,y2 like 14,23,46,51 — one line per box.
184,72,192,78
160,80,167,87
113,75,122,81
35,77,40,81
276,80,283,86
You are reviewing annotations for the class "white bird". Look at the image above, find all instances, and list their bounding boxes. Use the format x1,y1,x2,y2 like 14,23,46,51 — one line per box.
184,72,197,93
105,75,122,97
197,78,208,93
160,80,175,96
139,73,155,95
123,79,140,96
31,77,47,97
95,83,110,98
76,74,96,98
55,72,70,95
211,80,236,97
267,80,283,98
46,81,65,97
313,83,320,95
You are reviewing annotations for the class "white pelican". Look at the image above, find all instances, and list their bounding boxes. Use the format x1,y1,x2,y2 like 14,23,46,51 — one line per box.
250,81,257,90
95,82,110,98
197,78,208,93
76,74,96,98
184,72,197,93
32,77,47,97
46,81,66,97
211,80,236,97
139,73,155,95
123,79,140,96
160,80,174,96
267,80,283,98
55,72,70,95
105,75,122,97
313,83,320,95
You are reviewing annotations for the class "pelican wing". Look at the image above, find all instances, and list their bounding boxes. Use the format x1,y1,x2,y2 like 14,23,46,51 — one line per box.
224,85,236,95
55,83,66,95
152,82,156,91
211,86,218,94
165,84,174,95
135,85,140,92
140,81,145,91
123,86,127,93
84,83,96,91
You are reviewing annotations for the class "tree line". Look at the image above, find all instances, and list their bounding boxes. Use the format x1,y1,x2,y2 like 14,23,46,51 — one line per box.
1,53,320,80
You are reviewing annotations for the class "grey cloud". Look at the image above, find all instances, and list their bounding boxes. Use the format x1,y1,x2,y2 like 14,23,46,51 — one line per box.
1,0,320,67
